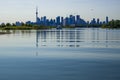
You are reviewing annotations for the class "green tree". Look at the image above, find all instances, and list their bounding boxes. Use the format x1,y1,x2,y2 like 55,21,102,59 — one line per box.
102,20,120,28
12,23,16,26
6,23,11,27
21,22,25,26
1,23,6,27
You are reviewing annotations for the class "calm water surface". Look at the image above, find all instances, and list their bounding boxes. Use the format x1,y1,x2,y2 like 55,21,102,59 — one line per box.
0,28,120,80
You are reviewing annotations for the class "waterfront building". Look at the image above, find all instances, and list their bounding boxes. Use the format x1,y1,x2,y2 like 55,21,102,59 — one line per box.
106,16,109,24
65,17,69,26
16,21,22,26
97,18,100,24
56,16,61,25
26,21,32,24
43,16,47,26
76,15,80,24
91,18,96,24
69,15,75,26
61,17,64,26
103,21,106,24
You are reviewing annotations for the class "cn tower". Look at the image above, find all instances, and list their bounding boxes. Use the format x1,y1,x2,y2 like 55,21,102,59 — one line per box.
36,6,38,23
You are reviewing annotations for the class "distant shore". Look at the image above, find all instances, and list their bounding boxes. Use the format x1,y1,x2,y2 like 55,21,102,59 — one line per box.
0,26,119,30
0,26,56,30
0,26,76,30
0,24,120,30
0,20,120,30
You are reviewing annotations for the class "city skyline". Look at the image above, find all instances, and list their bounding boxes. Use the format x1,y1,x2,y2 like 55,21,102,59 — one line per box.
25,9,108,27
0,0,120,23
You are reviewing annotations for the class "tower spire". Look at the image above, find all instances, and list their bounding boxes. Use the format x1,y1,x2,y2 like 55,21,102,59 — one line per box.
36,6,38,23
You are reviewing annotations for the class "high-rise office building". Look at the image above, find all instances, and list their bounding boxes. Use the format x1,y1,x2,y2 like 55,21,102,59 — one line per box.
106,16,109,24
91,18,96,24
43,16,47,25
69,15,73,25
76,15,80,25
64,17,69,26
56,16,60,25
97,18,100,24
61,17,64,26
76,15,80,21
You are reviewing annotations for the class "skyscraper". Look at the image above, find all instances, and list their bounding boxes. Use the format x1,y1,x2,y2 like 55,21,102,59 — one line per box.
76,15,80,25
91,18,96,24
97,18,100,24
106,16,109,24
76,15,80,21
56,16,60,25
61,17,64,26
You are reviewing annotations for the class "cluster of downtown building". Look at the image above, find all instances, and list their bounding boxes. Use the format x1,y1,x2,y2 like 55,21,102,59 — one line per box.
16,9,109,27
22,15,109,27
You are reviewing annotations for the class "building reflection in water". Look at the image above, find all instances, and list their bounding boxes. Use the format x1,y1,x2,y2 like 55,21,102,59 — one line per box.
35,28,120,50
36,30,40,56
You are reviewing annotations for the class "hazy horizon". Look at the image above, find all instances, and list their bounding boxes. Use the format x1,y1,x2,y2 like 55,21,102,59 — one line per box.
0,0,120,23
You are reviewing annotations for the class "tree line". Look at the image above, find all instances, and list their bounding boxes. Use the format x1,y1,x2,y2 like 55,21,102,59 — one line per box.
102,20,120,28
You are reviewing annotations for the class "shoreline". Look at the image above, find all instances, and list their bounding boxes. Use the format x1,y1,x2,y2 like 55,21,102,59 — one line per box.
0,26,120,30
0,32,11,34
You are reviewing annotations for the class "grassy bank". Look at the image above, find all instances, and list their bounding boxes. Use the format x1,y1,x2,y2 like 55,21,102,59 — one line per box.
0,26,79,30
0,25,120,30
0,26,56,30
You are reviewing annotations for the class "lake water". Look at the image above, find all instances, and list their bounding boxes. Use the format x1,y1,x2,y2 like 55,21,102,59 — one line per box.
0,28,120,80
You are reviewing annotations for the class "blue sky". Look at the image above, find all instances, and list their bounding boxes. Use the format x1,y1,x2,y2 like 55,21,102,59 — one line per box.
0,0,120,23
